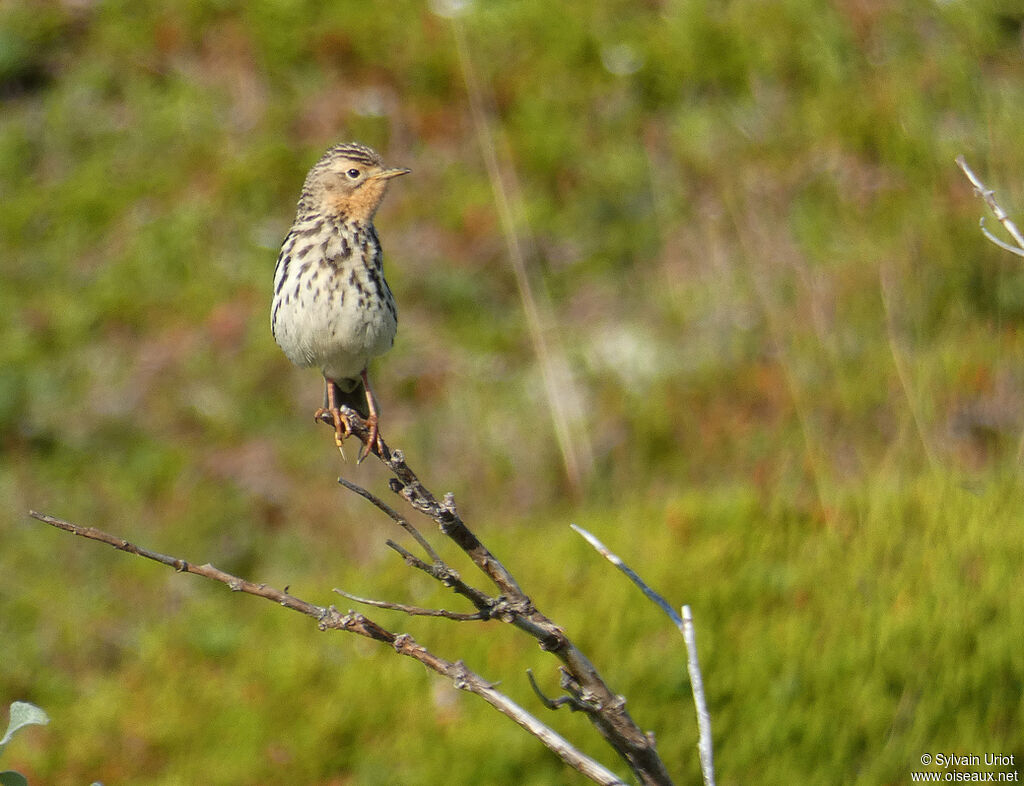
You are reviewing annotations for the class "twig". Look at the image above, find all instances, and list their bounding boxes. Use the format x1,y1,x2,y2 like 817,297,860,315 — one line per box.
337,475,440,563
681,605,714,786
379,452,673,783
570,524,683,626
324,410,528,599
28,510,328,618
955,157,1024,460
526,669,594,713
956,155,1024,257
383,539,499,618
332,588,487,620
27,510,627,786
572,523,716,786
324,411,674,784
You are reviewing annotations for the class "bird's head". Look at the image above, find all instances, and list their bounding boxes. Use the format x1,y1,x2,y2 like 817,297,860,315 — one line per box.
300,142,410,222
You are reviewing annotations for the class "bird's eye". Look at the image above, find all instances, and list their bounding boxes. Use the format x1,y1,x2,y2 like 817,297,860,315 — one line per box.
346,168,361,179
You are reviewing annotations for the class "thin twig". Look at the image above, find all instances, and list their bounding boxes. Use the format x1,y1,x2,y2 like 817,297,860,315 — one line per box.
570,524,682,626
955,156,1024,460
337,475,440,563
956,156,1024,257
980,220,1024,257
572,524,716,786
321,411,528,599
322,411,674,784
682,605,715,786
526,669,593,713
27,510,627,786
383,539,498,615
332,588,487,620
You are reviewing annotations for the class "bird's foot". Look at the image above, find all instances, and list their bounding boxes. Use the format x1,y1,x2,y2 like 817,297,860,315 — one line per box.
357,414,382,464
315,406,352,460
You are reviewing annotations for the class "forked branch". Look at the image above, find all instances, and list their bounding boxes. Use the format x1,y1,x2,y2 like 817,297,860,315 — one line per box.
325,410,675,785
572,524,716,786
26,510,625,786
956,155,1024,257
29,410,676,785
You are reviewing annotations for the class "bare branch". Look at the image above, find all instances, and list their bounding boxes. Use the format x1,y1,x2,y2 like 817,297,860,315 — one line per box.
956,155,1024,257
527,669,594,713
570,524,683,627
27,510,626,786
383,540,498,615
980,219,1024,257
28,510,329,619
682,605,715,786
337,475,440,563
321,411,527,599
572,523,716,786
332,588,487,620
324,413,675,785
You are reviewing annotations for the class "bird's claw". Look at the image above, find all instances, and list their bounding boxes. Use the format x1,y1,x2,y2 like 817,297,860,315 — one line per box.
357,415,380,464
315,406,352,460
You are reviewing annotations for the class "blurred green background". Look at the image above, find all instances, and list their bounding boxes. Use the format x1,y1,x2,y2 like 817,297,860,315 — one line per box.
3,1,1024,783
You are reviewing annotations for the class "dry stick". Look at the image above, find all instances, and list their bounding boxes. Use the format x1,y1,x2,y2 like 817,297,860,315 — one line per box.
339,472,497,617
331,589,487,621
336,475,441,564
955,157,1024,461
571,524,716,786
680,603,713,786
328,411,674,786
382,539,498,615
26,510,626,786
527,669,594,713
955,156,1024,257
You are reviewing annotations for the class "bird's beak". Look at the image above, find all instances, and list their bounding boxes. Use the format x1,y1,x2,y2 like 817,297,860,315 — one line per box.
372,167,411,181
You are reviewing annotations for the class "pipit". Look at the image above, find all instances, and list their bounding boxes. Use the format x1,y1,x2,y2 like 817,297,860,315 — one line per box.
271,142,409,461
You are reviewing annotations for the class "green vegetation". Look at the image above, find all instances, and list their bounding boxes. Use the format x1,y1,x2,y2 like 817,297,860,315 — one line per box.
2,1,1024,783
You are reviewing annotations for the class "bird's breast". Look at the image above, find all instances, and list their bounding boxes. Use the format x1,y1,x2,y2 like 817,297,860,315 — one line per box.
271,227,396,378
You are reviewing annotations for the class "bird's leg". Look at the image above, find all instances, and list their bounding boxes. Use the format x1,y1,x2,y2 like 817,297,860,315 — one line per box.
358,368,384,463
315,377,351,458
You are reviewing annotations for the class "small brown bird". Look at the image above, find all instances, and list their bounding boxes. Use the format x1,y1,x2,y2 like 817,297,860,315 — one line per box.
271,142,409,461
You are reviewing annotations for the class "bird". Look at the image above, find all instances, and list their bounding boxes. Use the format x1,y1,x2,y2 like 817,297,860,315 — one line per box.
271,142,409,462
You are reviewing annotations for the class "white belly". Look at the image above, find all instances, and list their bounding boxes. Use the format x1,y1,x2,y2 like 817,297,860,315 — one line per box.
272,260,397,382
